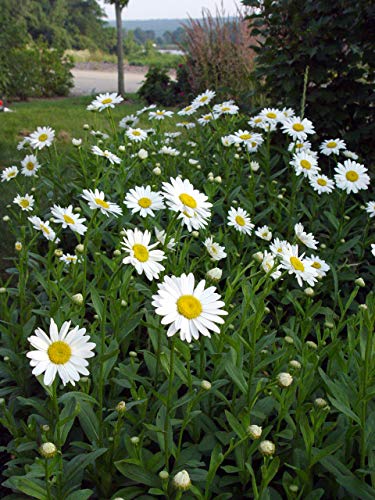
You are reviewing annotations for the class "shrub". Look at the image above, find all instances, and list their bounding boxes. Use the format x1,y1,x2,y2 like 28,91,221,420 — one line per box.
243,0,375,160
138,66,183,106
181,7,256,100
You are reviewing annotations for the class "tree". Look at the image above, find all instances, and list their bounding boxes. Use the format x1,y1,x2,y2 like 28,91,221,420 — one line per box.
105,0,130,97
242,0,375,160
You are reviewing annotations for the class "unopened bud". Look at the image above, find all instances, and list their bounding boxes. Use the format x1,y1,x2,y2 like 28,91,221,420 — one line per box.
72,293,83,305
173,470,191,491
259,440,275,456
277,372,293,387
39,442,57,458
247,424,262,439
201,380,212,391
116,401,126,414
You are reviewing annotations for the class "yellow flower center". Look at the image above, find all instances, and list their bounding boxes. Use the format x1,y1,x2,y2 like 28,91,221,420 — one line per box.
266,112,277,119
101,98,113,104
20,199,30,208
63,214,75,224
48,341,72,364
132,130,141,136
300,159,311,170
66,256,76,262
200,96,208,102
41,223,50,235
240,133,251,140
327,141,337,148
94,198,110,209
8,171,17,177
345,170,359,182
132,244,149,262
311,261,321,269
177,295,202,319
185,106,192,111
292,123,304,132
317,178,327,186
26,162,35,170
254,118,262,123
179,193,197,208
156,111,164,115
138,197,152,208
182,210,192,218
235,215,245,226
290,256,305,271
221,107,230,112
296,143,303,149
39,133,48,142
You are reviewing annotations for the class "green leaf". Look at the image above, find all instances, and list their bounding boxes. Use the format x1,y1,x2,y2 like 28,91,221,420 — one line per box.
225,410,245,439
65,490,93,500
4,477,47,500
114,461,160,488
78,402,100,443
63,449,107,495
224,362,247,395
90,286,104,320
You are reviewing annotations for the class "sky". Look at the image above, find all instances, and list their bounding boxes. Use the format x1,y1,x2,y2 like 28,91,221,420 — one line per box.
97,0,241,20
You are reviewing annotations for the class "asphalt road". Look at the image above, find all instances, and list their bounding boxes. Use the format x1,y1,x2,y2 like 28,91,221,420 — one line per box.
71,69,147,96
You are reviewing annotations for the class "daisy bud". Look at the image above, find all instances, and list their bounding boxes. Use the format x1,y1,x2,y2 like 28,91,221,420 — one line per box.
234,154,240,159
250,161,260,172
116,401,126,414
39,442,57,458
74,207,81,213
41,424,50,432
284,336,294,344
98,139,103,145
129,351,137,358
320,243,327,249
0,287,6,294
0,398,5,405
196,165,201,169
72,138,82,146
3,356,9,362
75,244,84,254
15,241,22,252
113,498,125,500
324,321,334,329
173,470,191,491
201,380,212,391
264,306,270,314
277,372,293,388
259,440,275,456
359,304,368,310
253,251,264,263
130,436,140,445
121,299,127,307
277,194,284,199
138,148,148,159
54,249,63,257
214,176,222,184
192,231,199,238
340,238,345,243
247,424,262,439
306,340,318,349
153,166,161,175
83,123,90,130
208,176,214,182
206,268,222,282
289,485,299,493
72,293,84,306
159,470,169,480
118,145,126,152
314,397,329,409
228,323,235,330
272,180,278,185
3,216,10,222
344,215,350,221
355,277,365,288
289,360,301,370
304,287,314,297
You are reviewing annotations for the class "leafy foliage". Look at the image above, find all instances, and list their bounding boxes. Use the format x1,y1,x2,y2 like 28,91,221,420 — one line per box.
242,0,375,160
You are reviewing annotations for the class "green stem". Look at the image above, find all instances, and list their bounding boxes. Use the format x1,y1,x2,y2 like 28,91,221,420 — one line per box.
165,338,176,469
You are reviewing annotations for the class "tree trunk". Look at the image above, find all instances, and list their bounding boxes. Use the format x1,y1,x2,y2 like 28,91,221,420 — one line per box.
115,1,125,97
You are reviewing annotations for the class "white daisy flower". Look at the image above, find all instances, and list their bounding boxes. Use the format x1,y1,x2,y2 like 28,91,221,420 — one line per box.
26,318,95,386
334,160,370,194
91,146,121,165
365,201,375,218
29,126,55,150
14,193,35,212
294,223,319,250
343,150,359,160
320,138,346,156
260,107,284,123
149,109,174,120
309,174,335,194
231,130,264,148
305,254,330,278
162,177,212,221
261,251,281,279
21,154,40,177
17,137,30,150
151,272,228,343
154,227,176,250
90,130,109,139
136,103,157,116
1,166,18,182
255,225,273,241
90,92,123,112
279,244,318,287
204,237,227,261
248,115,266,128
121,228,166,281
81,189,122,217
227,207,254,235
159,146,180,156
60,253,79,265
288,140,312,153
280,107,296,120
176,121,196,129
213,101,239,116
119,114,139,129
124,185,165,217
28,216,59,243
178,104,198,116
269,237,289,257
51,205,87,235
198,113,215,126
126,127,148,142
281,117,315,141
221,135,235,147
192,89,216,108
290,151,320,178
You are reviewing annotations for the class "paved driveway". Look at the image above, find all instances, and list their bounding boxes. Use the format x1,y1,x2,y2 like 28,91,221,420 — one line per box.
71,69,147,96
